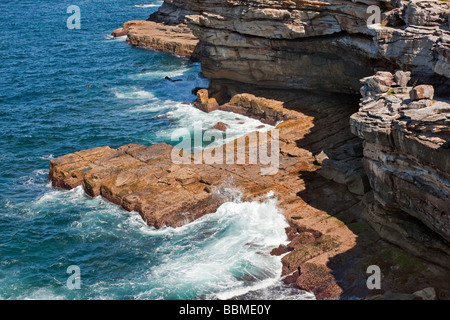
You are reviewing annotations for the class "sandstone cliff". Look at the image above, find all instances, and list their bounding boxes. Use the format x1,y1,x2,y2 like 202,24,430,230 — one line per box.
182,0,449,93
118,1,449,93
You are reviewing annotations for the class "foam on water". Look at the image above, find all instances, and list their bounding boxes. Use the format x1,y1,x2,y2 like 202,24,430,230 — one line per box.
165,105,274,149
132,193,290,300
113,88,157,100
104,34,128,42
113,61,273,146
134,3,162,8
1,186,312,300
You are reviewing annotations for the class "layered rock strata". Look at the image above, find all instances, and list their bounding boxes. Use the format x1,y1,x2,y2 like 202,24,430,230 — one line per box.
196,85,371,196
350,71,450,268
116,0,449,93
184,0,449,93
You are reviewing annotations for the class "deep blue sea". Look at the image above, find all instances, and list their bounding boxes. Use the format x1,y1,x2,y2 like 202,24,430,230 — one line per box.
0,0,314,300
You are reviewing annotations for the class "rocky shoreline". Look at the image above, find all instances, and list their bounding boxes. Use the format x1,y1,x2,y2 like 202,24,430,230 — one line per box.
50,86,450,299
50,0,450,299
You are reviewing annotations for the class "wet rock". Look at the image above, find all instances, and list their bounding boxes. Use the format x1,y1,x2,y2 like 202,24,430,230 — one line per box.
270,244,294,256
195,89,219,112
211,122,229,132
282,270,299,285
111,28,128,37
165,76,182,82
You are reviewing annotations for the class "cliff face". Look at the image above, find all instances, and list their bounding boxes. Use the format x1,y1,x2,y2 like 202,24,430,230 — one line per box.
172,0,450,93
350,72,450,268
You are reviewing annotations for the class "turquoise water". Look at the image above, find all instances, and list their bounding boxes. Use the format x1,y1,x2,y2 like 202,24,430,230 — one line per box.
0,0,314,300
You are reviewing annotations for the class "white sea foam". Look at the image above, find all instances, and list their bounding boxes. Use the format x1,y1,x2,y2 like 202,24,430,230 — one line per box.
129,194,298,299
113,88,156,100
164,103,274,150
129,68,191,81
34,185,87,206
112,35,128,42
20,288,65,300
134,3,162,8
128,102,169,113
27,184,314,299
120,65,272,147
104,33,128,41
39,154,54,160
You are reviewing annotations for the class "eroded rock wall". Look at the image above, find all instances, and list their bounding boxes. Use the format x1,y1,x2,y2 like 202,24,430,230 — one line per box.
182,0,449,93
350,71,450,268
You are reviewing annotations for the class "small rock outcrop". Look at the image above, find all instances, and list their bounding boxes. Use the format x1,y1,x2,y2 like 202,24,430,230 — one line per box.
410,84,435,101
115,20,201,60
195,89,220,112
211,121,229,132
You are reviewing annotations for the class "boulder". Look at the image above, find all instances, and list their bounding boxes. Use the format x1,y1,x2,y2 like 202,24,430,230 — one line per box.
195,89,219,112
410,85,435,101
196,89,209,104
394,70,411,88
211,121,229,132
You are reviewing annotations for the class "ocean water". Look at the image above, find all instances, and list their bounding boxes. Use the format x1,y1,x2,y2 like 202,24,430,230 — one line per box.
0,0,314,300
